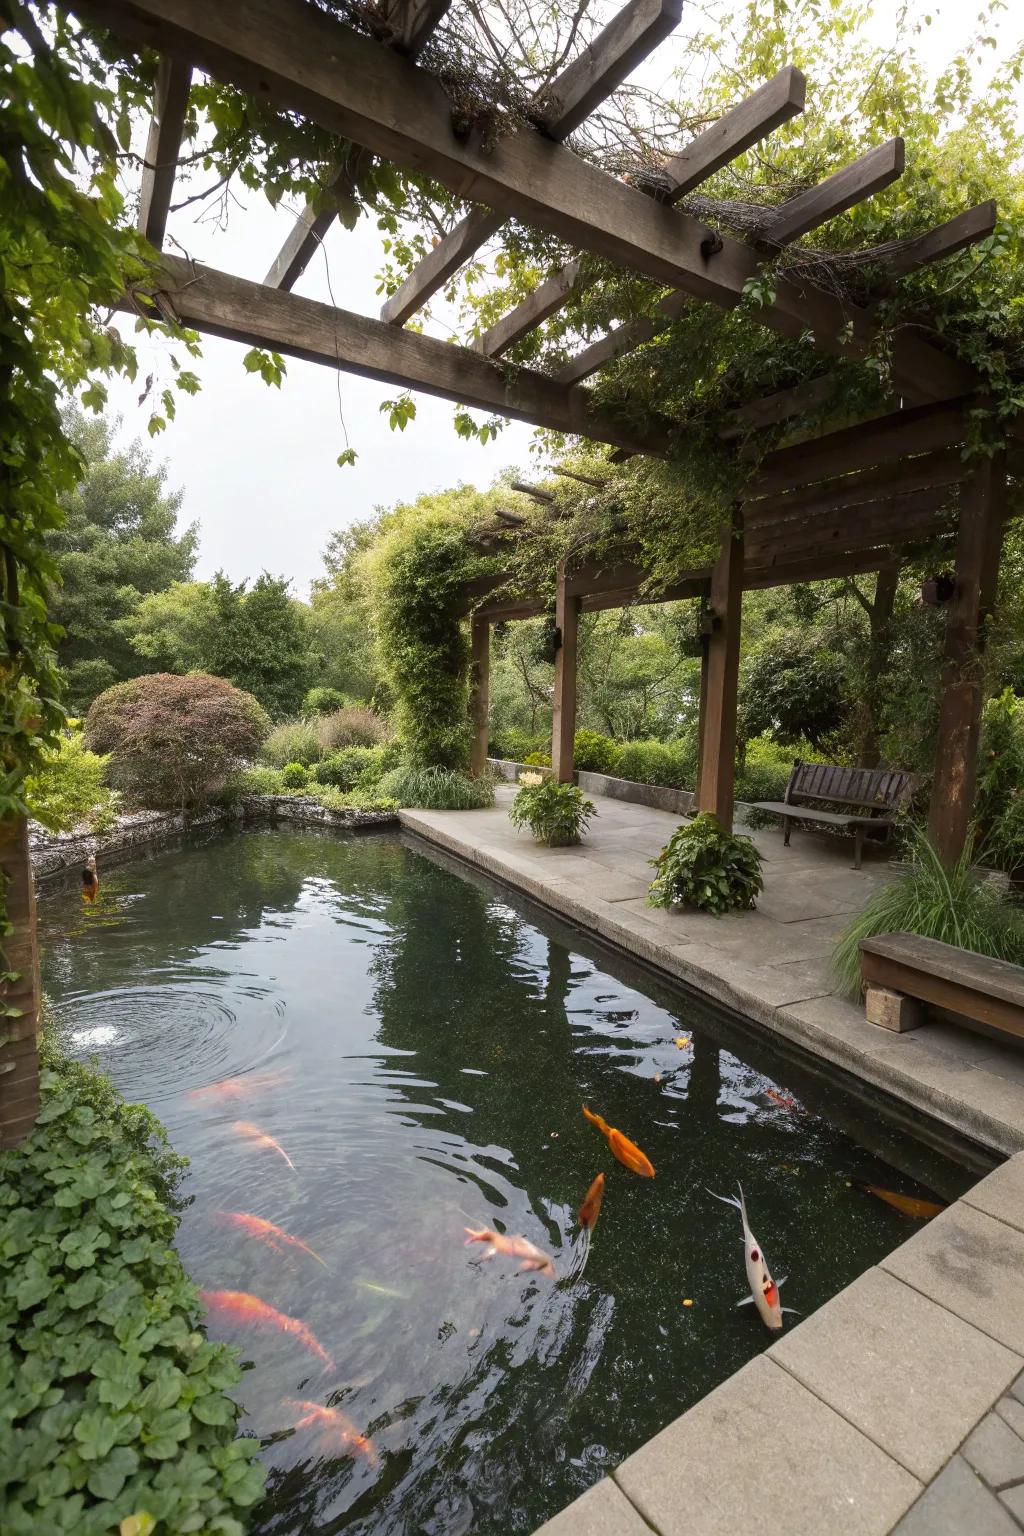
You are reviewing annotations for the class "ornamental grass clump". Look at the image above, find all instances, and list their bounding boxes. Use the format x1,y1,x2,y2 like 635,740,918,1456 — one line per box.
832,830,1024,998
377,764,496,809
509,774,596,846
648,813,764,914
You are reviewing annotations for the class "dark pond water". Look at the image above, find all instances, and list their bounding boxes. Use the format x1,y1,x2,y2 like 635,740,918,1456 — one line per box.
39,826,980,1536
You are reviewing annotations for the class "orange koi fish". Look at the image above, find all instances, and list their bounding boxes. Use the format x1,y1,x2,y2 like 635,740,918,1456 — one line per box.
200,1290,333,1369
82,856,99,902
187,1069,289,1104
852,1181,945,1221
464,1227,555,1279
765,1088,799,1113
582,1105,655,1178
578,1173,605,1232
217,1212,326,1269
232,1120,296,1171
284,1399,378,1467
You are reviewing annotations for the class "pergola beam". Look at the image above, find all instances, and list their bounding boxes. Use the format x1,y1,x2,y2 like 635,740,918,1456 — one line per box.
137,56,192,248
744,448,968,521
757,139,905,246
510,481,555,503
126,256,670,454
661,66,806,200
70,0,975,406
887,201,997,279
556,290,688,385
379,0,682,326
749,398,970,495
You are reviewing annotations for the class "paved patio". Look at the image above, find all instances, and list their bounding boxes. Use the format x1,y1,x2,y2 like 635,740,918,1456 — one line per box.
401,785,1024,1156
399,787,1024,1536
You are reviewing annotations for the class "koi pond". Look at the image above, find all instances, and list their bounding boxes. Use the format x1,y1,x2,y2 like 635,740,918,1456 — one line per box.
40,825,980,1536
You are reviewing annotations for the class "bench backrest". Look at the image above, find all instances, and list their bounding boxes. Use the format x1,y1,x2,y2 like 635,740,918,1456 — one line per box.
785,760,920,815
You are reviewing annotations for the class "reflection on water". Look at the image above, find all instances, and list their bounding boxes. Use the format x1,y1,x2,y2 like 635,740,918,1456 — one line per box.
39,827,975,1536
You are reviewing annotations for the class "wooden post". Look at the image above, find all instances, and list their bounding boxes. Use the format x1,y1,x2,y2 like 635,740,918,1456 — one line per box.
469,614,490,777
694,515,744,829
928,453,1006,865
552,562,580,782
691,582,711,809
0,816,42,1149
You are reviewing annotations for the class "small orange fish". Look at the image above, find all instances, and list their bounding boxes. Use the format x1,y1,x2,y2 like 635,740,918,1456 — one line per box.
233,1120,295,1171
579,1173,605,1232
82,856,99,902
765,1088,799,1112
187,1070,289,1103
285,1399,378,1466
217,1212,326,1268
582,1105,655,1178
852,1181,945,1221
464,1227,555,1278
201,1290,333,1369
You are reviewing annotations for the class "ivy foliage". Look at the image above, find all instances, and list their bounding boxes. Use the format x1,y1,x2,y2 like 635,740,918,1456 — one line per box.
0,1037,266,1535
362,492,498,768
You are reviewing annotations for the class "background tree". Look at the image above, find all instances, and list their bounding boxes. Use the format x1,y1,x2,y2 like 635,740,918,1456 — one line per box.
308,524,386,705
47,411,197,708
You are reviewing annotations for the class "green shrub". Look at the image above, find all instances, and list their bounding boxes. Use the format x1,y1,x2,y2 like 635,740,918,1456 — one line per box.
614,738,690,789
229,764,286,796
377,765,496,810
976,689,1024,876
573,729,621,775
314,706,390,752
280,761,310,789
648,813,764,914
23,730,120,834
523,750,552,767
261,716,323,767
489,729,549,763
1,1038,265,1534
313,745,381,791
509,774,596,846
735,734,799,803
832,831,1024,997
302,686,349,715
84,673,270,810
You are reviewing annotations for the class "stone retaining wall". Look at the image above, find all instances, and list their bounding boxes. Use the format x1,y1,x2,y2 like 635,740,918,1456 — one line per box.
30,796,399,879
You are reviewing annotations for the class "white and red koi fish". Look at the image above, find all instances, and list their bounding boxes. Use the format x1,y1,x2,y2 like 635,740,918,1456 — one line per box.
232,1120,296,1171
465,1226,555,1279
707,1182,797,1333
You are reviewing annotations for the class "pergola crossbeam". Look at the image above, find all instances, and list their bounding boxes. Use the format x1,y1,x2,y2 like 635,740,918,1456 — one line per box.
757,139,905,247
749,398,970,495
744,448,968,521
661,67,806,200
138,56,192,248
476,261,583,359
127,255,670,455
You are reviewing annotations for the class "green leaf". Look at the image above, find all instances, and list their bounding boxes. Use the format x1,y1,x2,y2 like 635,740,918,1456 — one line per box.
73,1408,119,1461
336,448,358,468
87,1445,139,1501
192,1393,235,1427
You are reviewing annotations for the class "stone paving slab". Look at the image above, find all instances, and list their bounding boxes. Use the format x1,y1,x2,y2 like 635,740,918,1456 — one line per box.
880,1202,1024,1355
962,1151,1024,1233
963,1409,1024,1488
614,1354,921,1536
530,1477,652,1536
769,1267,1021,1482
892,1455,1022,1535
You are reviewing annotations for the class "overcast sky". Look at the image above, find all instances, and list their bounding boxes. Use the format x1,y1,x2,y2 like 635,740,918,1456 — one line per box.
94,1,1018,597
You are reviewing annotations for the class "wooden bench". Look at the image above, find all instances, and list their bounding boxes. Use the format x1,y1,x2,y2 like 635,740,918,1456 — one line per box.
860,932,1024,1040
751,760,920,868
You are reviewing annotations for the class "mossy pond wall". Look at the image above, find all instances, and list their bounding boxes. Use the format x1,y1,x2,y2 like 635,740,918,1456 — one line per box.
38,825,986,1536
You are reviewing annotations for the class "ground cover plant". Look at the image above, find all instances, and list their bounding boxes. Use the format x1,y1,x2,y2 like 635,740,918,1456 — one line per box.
832,831,1024,997
84,674,269,811
509,774,596,846
649,813,765,915
0,1033,265,1535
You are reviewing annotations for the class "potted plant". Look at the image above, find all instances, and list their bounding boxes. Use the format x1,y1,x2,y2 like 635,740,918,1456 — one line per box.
648,813,764,914
508,772,596,846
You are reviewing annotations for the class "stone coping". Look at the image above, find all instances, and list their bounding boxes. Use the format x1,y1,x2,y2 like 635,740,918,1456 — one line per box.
399,793,1024,1159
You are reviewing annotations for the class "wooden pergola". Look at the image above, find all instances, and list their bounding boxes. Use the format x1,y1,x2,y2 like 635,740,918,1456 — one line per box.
0,0,1014,1145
